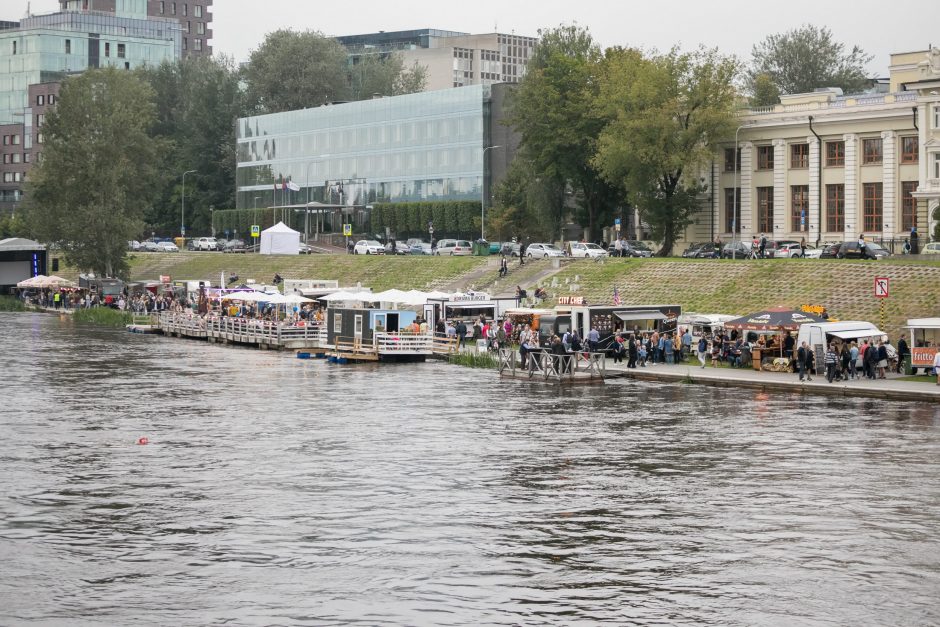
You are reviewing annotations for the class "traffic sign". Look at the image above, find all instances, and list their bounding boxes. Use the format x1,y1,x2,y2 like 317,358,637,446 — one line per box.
343,224,353,237
250,225,260,238
614,218,621,226
874,277,889,298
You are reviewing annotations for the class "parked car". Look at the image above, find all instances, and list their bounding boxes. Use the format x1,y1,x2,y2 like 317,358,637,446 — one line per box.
819,243,842,259
409,242,433,255
488,241,504,254
384,241,410,255
624,240,654,258
721,241,752,258
837,241,891,260
693,243,720,258
920,242,940,255
155,241,179,252
298,242,313,254
526,243,566,258
353,239,385,255
774,242,808,258
141,240,160,252
569,242,608,258
127,240,140,251
224,239,247,253
682,243,705,258
194,236,219,251
763,239,800,258
802,246,823,259
500,242,521,257
435,239,472,256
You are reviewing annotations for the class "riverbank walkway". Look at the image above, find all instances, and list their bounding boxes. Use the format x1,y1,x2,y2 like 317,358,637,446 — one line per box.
604,361,940,402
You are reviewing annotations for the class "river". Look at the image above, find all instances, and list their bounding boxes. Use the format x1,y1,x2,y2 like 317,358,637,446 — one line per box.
1,312,940,625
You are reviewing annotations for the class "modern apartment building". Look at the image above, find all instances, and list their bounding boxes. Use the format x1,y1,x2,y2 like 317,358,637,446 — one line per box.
0,0,197,214
338,29,537,91
694,48,940,249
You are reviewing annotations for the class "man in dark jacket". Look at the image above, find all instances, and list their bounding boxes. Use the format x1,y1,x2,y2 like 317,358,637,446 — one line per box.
797,341,813,381
896,336,909,374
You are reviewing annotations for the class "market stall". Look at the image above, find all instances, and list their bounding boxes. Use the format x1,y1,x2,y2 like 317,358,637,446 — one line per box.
723,307,825,371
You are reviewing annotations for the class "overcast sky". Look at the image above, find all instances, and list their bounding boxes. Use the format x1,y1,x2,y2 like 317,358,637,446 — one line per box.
10,0,937,76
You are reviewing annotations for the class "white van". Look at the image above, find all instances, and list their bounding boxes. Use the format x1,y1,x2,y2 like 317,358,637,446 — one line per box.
796,321,885,356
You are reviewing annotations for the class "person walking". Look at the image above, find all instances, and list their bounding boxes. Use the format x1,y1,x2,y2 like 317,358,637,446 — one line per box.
825,343,839,383
587,326,600,353
848,341,859,380
896,336,909,374
876,340,889,379
499,255,508,278
758,234,767,259
797,341,813,381
628,336,638,368
697,335,708,368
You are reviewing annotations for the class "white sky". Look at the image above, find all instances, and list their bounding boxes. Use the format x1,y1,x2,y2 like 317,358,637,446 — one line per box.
9,0,937,76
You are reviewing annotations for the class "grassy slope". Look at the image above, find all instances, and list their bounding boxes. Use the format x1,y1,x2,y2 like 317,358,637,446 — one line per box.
56,253,940,340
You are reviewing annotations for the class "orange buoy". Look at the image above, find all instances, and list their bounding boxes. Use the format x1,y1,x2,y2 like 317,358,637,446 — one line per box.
137,437,149,445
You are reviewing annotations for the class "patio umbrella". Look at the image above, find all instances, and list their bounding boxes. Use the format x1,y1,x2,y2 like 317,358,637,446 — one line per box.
723,307,825,332
37,275,76,288
320,290,375,302
16,275,47,288
283,294,314,304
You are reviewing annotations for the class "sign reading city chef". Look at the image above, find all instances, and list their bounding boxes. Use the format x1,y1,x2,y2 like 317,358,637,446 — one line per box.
557,296,586,305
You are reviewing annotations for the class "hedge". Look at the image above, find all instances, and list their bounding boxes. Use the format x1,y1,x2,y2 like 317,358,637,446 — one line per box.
370,201,480,239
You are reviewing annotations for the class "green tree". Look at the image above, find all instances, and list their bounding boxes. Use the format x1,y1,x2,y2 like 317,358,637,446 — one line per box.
508,24,624,241
491,157,563,242
749,24,873,97
594,47,739,256
0,213,27,239
243,29,350,113
24,68,162,278
749,72,781,107
347,54,427,101
137,56,245,236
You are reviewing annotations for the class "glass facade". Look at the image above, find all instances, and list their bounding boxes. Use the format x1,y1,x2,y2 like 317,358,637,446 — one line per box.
0,11,181,123
236,85,492,209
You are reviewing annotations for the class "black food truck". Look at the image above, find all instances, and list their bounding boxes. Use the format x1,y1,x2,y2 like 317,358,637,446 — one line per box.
536,298,681,351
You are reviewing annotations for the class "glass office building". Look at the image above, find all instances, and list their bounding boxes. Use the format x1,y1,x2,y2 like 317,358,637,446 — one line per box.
235,84,510,210
0,9,181,124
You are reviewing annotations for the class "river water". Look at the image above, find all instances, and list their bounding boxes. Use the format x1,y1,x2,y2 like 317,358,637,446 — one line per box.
2,312,940,626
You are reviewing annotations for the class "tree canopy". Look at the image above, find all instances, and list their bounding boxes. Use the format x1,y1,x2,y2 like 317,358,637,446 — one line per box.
594,47,739,255
748,24,873,103
242,29,427,114
507,25,625,242
23,68,162,278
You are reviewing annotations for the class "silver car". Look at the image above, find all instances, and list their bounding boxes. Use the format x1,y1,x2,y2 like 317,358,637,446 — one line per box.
526,243,566,258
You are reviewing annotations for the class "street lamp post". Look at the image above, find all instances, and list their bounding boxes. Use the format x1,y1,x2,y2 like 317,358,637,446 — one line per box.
481,145,501,241
181,169,197,242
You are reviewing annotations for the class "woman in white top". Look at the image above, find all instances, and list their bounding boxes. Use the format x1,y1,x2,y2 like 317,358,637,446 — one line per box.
933,350,940,386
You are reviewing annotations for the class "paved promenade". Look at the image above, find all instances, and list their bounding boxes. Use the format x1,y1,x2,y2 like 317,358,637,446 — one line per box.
606,361,940,402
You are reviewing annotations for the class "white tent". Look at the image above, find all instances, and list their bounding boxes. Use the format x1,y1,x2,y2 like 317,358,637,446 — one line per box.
320,290,375,302
259,222,300,255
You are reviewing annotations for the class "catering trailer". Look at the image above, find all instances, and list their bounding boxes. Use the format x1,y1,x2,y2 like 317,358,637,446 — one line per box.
538,303,682,347
905,318,940,372
424,292,517,331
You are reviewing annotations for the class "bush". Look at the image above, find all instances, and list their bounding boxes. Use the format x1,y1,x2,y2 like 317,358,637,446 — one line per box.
73,307,133,328
0,295,26,312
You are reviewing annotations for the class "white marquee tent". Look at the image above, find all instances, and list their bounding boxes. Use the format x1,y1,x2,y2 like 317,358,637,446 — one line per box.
259,222,300,255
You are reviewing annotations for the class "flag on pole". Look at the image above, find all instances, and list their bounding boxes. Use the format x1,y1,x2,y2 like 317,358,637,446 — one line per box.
613,286,621,306
287,180,301,192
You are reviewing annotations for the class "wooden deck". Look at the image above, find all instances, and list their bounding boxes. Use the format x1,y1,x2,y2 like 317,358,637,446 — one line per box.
497,348,609,385
155,312,328,350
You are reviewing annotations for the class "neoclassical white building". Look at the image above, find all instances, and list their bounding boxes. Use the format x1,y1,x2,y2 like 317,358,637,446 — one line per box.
699,48,940,249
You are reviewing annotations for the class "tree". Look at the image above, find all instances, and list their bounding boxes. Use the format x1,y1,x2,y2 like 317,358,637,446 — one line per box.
24,68,162,278
0,213,26,239
508,24,625,241
347,54,427,101
491,158,565,242
750,72,781,107
137,56,246,236
243,29,350,114
594,47,739,256
749,25,873,97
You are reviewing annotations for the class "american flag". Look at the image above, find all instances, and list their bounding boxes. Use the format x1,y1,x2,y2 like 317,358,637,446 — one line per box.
613,287,621,306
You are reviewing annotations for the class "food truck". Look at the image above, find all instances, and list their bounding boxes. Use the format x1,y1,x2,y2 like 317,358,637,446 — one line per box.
905,318,940,373
537,298,681,348
424,292,517,331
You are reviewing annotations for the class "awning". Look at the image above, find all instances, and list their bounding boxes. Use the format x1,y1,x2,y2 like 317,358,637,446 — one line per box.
828,328,884,340
614,310,667,322
445,301,495,309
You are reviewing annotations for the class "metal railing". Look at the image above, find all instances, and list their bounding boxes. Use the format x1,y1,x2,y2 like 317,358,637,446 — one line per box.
497,348,607,382
375,332,433,353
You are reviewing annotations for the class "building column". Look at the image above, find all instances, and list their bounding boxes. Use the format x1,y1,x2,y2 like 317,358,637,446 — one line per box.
930,199,940,243
881,130,896,240
712,161,721,235
807,135,820,245
740,142,753,236
772,139,787,237
843,133,858,239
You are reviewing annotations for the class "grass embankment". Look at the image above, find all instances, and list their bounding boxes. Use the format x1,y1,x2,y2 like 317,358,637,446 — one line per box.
58,252,490,292
73,307,133,328
536,257,940,342
0,295,26,311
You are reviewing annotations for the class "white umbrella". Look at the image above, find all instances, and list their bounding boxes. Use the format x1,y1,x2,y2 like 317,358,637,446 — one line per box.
37,275,76,288
423,290,451,300
320,290,374,302
372,288,412,303
16,275,47,288
283,293,314,304
220,291,265,302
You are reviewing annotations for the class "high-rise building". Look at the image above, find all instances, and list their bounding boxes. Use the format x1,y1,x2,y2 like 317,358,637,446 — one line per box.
338,29,537,92
0,1,189,214
58,1,213,57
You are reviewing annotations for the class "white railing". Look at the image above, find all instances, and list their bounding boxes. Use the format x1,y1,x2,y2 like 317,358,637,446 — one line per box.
374,332,433,354
158,313,326,347
497,348,607,382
